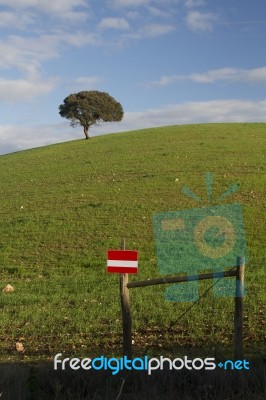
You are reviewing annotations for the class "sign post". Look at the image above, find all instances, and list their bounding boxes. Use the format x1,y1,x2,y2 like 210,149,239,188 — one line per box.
120,238,132,358
107,239,138,358
234,256,245,360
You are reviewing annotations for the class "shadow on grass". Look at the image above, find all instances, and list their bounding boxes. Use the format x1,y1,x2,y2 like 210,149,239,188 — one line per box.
0,357,265,400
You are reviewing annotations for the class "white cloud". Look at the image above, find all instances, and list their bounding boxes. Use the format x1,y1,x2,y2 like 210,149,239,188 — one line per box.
110,0,150,7
62,31,100,47
75,76,103,86
185,0,205,8
126,23,175,39
0,0,89,22
98,17,130,30
0,11,34,29
0,77,58,102
245,67,266,82
0,34,59,73
56,11,89,23
191,68,237,83
0,0,86,13
186,11,218,31
1,99,266,154
0,122,79,155
126,10,140,19
148,6,172,18
190,67,266,83
146,67,266,87
102,100,266,130
142,23,176,37
147,74,181,87
0,31,100,77
0,31,99,103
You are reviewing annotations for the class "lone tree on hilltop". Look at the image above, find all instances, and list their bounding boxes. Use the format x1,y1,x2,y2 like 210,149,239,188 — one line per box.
59,90,124,139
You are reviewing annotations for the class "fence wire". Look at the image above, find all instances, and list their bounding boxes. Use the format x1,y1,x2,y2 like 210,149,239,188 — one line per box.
167,266,236,329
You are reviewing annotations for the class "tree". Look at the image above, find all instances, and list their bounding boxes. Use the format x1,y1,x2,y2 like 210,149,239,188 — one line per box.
59,90,124,139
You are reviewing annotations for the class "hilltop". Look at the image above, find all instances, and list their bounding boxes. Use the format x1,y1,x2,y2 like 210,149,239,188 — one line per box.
0,123,265,361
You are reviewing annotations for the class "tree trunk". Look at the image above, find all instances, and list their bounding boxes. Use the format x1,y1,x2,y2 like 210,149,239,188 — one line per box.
84,125,90,139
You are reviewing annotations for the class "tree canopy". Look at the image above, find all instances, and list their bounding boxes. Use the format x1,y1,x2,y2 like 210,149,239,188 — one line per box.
59,90,124,139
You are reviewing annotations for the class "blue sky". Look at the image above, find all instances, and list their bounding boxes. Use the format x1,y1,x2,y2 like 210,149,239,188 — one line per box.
0,0,265,154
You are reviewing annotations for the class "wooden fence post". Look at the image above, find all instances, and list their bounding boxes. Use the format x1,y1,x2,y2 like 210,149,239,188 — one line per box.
119,238,132,358
234,256,245,360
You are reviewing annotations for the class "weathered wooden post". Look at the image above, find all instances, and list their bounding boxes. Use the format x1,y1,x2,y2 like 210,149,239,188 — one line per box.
234,256,245,360
119,238,132,358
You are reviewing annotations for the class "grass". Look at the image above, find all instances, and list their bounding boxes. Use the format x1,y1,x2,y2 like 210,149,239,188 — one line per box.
0,123,265,368
0,359,265,400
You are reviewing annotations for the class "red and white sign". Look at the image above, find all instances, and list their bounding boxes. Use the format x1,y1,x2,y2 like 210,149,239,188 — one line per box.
107,250,138,274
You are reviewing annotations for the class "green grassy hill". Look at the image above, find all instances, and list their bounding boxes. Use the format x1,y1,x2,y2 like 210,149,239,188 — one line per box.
0,123,265,361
